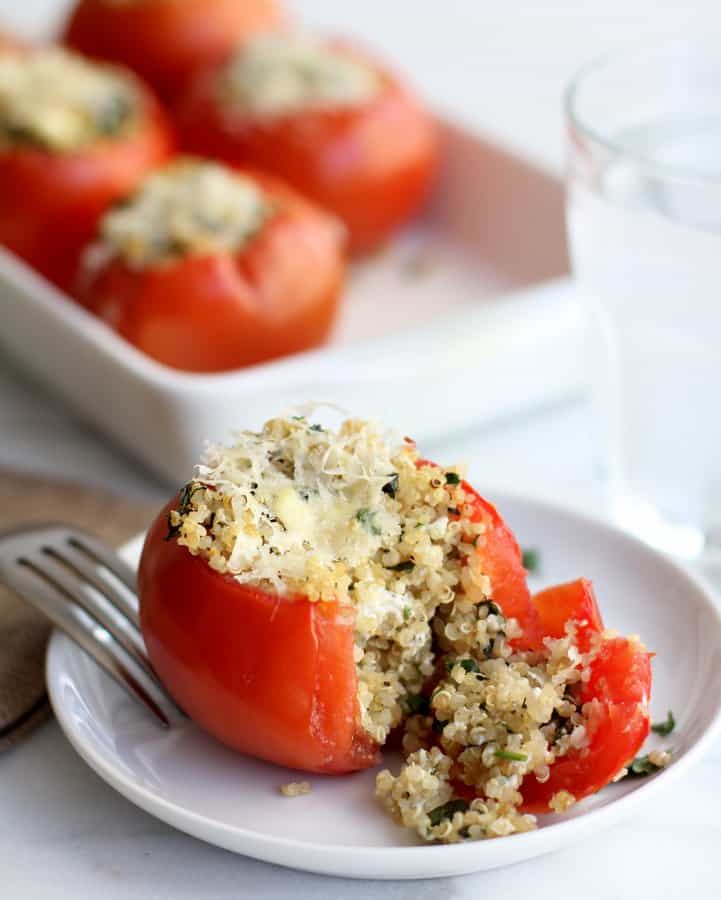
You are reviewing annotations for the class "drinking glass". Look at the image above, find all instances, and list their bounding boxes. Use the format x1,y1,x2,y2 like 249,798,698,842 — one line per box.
566,40,721,563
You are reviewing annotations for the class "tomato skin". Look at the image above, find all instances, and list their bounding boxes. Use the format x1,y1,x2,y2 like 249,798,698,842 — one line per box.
532,578,604,653
175,45,438,254
0,86,173,293
520,581,652,813
139,501,379,773
64,0,284,100
458,483,540,649
77,170,345,372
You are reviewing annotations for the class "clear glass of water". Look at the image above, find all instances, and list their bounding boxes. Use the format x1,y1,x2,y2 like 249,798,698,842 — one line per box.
566,41,721,563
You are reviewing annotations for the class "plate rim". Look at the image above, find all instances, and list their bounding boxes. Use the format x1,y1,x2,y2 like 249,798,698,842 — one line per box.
46,489,721,878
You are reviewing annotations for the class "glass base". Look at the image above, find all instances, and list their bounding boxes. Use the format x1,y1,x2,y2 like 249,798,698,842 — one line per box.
611,494,708,562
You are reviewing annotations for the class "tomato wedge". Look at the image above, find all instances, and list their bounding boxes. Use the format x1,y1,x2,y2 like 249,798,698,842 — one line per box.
64,0,285,100
174,41,438,254
520,579,652,812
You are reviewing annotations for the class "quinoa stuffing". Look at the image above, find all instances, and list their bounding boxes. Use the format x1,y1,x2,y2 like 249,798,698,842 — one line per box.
279,781,312,798
165,415,656,844
216,35,382,118
0,48,139,152
97,160,272,268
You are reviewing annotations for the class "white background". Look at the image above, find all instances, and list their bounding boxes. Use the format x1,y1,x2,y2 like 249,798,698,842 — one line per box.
1,1,721,897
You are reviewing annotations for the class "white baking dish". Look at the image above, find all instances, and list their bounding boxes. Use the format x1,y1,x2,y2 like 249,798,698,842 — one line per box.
0,118,585,485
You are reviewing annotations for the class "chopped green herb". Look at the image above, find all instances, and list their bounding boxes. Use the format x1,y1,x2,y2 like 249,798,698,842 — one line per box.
627,754,664,777
382,473,399,498
403,606,412,622
164,513,181,542
178,481,204,515
428,798,469,827
445,472,461,485
522,548,540,572
458,658,480,673
494,749,528,762
651,710,676,736
406,693,430,716
432,718,448,734
310,423,323,432
389,560,415,573
355,508,381,535
290,415,305,421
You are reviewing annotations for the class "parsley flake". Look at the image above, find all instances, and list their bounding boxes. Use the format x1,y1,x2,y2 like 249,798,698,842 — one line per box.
428,799,469,827
651,710,676,736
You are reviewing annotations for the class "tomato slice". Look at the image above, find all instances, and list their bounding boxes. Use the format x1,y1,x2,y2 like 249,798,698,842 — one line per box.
532,578,604,653
520,583,652,813
457,483,540,648
139,501,379,774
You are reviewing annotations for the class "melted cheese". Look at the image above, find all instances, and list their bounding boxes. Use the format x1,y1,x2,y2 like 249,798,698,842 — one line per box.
218,34,382,118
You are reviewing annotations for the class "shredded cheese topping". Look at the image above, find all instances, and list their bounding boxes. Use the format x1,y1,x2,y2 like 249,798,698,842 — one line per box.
217,34,382,118
98,160,272,268
0,49,138,152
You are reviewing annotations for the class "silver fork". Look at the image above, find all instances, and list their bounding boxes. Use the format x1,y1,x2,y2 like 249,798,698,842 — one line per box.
0,524,181,728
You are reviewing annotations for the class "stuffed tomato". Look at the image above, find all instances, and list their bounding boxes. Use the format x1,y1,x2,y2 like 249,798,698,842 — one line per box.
175,34,438,254
76,159,345,371
64,0,285,100
0,48,173,292
139,415,654,842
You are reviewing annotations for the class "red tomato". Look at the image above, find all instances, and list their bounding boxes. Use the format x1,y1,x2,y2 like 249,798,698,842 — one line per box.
138,473,532,772
77,170,345,372
174,42,438,254
63,0,284,100
457,483,540,648
532,577,604,652
520,580,652,812
0,74,173,292
139,501,378,774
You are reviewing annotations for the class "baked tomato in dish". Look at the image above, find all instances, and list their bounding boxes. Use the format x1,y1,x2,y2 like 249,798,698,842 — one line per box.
63,0,285,100
0,48,173,292
76,159,345,372
174,34,438,254
138,415,657,839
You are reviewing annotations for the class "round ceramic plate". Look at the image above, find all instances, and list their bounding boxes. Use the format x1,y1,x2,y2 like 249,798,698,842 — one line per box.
47,492,721,880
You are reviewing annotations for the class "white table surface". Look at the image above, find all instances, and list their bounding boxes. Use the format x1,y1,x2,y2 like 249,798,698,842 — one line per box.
2,1,721,897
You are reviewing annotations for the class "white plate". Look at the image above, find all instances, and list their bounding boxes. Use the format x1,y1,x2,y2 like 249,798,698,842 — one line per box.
46,492,721,879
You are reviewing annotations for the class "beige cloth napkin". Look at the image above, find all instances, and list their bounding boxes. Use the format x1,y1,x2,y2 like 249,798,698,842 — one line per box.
0,469,155,751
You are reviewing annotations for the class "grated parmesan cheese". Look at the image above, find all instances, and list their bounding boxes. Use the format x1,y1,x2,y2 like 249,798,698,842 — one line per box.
0,49,138,152
97,159,272,268
217,34,382,118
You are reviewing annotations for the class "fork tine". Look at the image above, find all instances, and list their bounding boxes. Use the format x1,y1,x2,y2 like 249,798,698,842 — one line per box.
28,548,158,685
59,536,141,629
66,533,139,619
3,558,170,727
